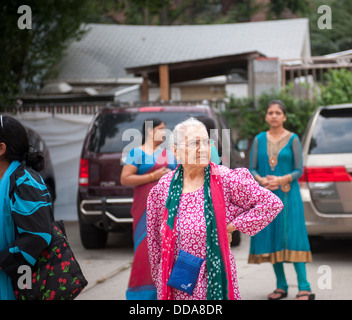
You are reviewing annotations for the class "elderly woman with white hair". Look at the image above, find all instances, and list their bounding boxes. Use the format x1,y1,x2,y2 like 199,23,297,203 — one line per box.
146,117,283,300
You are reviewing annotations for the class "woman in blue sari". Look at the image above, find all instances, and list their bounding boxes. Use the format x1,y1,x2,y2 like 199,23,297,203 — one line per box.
121,118,177,300
0,115,52,300
248,100,314,300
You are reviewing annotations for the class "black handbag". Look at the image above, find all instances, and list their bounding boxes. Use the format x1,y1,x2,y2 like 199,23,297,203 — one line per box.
13,220,88,300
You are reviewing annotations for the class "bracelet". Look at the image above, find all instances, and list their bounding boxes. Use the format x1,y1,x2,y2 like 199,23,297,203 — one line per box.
149,173,155,182
281,174,292,184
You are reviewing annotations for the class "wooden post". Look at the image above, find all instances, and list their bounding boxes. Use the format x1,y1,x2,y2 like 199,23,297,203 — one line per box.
142,73,149,101
159,64,170,101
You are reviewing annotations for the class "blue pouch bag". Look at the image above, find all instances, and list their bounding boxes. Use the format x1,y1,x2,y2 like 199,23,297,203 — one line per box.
167,249,204,295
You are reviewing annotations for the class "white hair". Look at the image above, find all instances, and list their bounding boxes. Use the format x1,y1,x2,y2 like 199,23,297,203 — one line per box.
171,117,207,147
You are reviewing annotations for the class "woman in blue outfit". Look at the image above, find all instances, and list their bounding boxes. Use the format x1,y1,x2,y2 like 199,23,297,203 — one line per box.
248,100,314,300
0,115,52,300
121,118,177,300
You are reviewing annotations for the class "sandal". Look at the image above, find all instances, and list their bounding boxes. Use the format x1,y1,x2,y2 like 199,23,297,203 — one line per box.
268,289,288,300
294,292,315,300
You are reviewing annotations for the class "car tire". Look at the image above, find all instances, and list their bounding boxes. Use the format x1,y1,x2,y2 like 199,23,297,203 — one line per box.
308,235,325,253
78,215,108,249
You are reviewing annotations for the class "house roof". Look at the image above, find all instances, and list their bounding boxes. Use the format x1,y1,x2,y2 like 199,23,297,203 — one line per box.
55,18,310,82
126,51,263,83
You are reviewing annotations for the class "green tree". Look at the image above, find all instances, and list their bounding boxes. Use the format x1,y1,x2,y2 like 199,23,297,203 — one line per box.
0,1,96,108
319,69,352,105
225,89,317,140
267,0,310,18
309,0,352,55
96,0,311,26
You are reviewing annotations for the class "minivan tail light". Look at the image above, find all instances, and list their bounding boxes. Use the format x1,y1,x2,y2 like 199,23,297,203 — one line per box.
79,158,89,186
299,166,352,182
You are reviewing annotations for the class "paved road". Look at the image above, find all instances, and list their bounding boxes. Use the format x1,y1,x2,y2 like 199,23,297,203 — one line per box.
64,221,352,301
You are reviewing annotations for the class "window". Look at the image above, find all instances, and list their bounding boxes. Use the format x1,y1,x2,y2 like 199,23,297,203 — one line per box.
88,111,205,153
309,108,352,154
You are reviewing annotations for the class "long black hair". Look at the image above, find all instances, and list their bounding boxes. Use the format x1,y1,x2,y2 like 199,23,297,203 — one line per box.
0,115,44,172
142,118,164,144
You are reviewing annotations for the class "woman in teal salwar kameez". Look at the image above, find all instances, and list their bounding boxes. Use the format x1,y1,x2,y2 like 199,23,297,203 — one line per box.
248,100,314,300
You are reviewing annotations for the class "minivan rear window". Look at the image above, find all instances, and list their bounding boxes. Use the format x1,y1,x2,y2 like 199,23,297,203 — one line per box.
88,111,206,153
309,108,352,154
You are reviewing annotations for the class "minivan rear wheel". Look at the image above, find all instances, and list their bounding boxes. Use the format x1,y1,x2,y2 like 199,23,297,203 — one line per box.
78,216,108,249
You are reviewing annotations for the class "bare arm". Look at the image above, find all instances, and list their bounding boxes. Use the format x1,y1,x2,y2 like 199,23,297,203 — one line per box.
120,164,170,186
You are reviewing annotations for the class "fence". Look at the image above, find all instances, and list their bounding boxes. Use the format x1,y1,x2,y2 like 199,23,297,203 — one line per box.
5,99,227,116
4,102,106,115
281,54,352,99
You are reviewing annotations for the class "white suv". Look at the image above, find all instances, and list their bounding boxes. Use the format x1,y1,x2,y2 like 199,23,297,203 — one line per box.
299,104,352,237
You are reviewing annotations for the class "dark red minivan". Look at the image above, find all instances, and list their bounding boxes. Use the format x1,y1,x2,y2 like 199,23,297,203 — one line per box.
77,104,245,248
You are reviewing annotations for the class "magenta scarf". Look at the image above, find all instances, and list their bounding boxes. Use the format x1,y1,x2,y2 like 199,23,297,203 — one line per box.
160,162,235,300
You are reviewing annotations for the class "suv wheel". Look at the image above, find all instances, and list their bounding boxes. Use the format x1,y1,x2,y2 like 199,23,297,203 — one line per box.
78,215,108,249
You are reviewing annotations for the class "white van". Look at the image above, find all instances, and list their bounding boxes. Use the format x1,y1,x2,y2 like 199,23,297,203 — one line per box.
299,104,352,237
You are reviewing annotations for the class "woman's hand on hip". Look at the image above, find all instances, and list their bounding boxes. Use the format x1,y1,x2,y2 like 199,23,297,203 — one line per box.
226,222,236,246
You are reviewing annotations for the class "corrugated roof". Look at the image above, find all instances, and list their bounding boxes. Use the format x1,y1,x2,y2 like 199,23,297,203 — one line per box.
56,18,310,80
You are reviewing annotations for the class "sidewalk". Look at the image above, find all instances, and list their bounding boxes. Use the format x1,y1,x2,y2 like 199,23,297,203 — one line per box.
67,221,352,300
